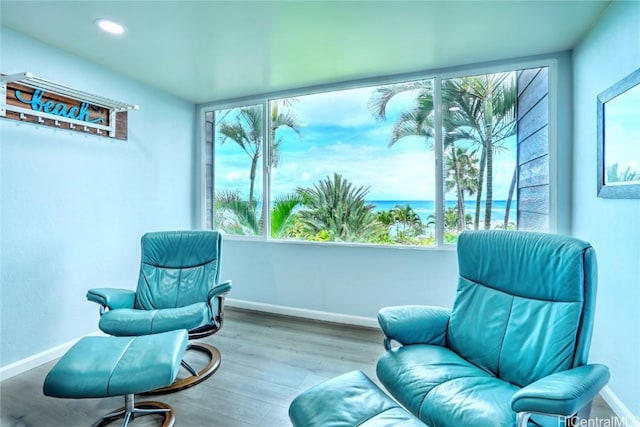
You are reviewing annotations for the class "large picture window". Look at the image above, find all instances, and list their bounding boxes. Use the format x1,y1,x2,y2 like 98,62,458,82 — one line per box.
203,65,550,246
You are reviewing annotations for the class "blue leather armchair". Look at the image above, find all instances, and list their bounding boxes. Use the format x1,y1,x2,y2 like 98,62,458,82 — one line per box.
377,230,610,427
87,230,232,393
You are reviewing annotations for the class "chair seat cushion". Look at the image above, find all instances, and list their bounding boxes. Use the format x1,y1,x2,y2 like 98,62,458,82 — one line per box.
98,302,211,336
43,330,189,398
377,344,519,427
289,370,426,427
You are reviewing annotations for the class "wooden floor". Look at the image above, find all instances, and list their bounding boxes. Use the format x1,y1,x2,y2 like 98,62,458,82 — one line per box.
1,308,615,426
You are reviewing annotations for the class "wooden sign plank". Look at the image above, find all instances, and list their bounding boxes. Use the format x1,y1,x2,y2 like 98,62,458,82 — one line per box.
2,80,128,140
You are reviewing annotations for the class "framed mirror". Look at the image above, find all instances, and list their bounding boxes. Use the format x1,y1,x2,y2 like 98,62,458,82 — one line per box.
597,68,640,198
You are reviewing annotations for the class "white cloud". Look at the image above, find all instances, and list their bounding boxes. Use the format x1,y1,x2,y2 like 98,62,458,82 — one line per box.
283,87,375,128
278,83,422,129
224,171,245,181
271,141,435,200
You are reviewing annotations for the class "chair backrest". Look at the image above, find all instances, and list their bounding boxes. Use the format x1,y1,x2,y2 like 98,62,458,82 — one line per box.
134,230,222,310
447,230,597,387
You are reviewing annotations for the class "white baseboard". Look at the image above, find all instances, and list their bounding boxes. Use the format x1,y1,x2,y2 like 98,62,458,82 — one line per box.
0,330,104,382
600,385,640,426
226,298,379,329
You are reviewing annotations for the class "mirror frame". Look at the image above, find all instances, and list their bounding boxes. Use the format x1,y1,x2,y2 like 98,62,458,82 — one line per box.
597,68,640,199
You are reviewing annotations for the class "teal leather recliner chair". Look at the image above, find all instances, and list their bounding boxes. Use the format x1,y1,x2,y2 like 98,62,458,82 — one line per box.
377,230,610,426
87,230,232,393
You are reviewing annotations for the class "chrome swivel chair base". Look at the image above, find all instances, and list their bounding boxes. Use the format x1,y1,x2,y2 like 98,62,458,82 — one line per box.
142,342,221,395
93,393,175,427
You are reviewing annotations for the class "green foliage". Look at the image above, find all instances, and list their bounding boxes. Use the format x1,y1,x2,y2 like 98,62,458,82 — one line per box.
215,190,261,236
444,231,460,244
295,173,384,242
494,221,517,231
376,209,395,226
216,184,441,247
443,208,472,233
607,162,640,183
215,190,302,238
271,193,304,238
379,204,425,244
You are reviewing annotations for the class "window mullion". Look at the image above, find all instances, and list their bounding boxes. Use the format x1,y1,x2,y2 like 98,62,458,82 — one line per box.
209,111,215,230
433,77,445,246
262,100,271,240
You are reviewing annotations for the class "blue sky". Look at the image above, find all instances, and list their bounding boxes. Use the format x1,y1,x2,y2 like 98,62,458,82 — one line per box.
215,82,517,201
604,82,640,183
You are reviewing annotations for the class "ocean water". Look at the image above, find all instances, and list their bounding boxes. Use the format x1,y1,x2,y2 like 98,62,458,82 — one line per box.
369,200,517,224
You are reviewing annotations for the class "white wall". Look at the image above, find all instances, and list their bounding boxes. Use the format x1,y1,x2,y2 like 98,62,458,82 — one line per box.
0,28,196,369
572,1,640,417
223,239,459,324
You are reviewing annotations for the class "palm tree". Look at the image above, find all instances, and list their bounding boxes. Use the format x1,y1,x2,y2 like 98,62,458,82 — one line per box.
442,208,473,243
376,209,395,227
218,103,302,206
369,74,516,231
390,204,424,241
443,207,460,233
445,146,479,231
369,80,474,229
445,74,516,229
218,107,263,206
503,166,517,229
296,173,383,242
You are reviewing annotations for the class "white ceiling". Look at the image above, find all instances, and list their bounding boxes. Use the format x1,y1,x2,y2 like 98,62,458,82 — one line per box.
1,1,609,104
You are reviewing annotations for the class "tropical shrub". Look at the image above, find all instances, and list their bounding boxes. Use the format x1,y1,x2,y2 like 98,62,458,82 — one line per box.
295,173,384,242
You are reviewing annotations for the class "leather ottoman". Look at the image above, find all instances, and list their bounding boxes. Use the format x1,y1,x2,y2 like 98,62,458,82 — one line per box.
43,329,189,427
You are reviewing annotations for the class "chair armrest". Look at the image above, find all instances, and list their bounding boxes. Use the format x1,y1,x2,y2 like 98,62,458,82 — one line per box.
86,288,135,310
206,280,232,330
207,280,232,301
377,305,451,348
511,364,610,417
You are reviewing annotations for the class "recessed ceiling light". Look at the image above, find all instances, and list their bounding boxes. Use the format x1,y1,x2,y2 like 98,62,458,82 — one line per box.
95,19,126,35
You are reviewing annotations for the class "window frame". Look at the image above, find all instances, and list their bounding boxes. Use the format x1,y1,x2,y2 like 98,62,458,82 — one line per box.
197,56,560,248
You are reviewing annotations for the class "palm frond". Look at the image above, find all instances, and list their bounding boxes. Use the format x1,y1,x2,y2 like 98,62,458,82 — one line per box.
368,80,431,120
271,193,303,238
215,190,260,235
390,111,434,147
295,173,382,242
